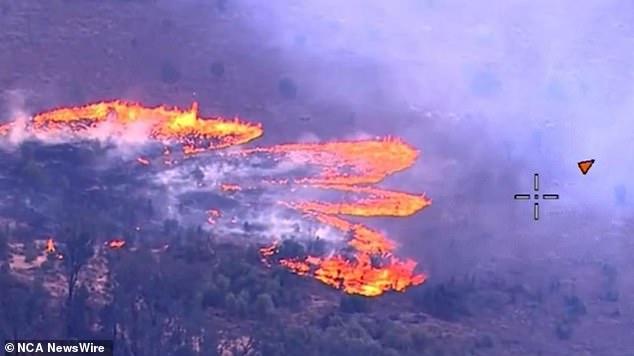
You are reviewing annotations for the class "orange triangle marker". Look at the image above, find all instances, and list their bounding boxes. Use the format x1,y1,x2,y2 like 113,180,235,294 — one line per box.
577,159,595,175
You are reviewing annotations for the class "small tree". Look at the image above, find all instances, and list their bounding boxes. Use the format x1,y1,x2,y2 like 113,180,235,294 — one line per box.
278,77,298,99
209,62,225,78
254,293,275,319
339,295,369,313
0,229,9,267
59,226,95,337
160,61,181,84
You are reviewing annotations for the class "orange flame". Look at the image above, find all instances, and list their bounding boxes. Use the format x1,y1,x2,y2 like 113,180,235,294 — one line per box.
255,138,431,296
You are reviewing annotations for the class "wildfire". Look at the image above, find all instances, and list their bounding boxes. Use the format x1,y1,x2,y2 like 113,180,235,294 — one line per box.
0,123,10,135
2,100,431,297
220,184,241,192
242,137,419,185
253,138,431,296
281,254,426,297
44,238,64,260
207,209,221,224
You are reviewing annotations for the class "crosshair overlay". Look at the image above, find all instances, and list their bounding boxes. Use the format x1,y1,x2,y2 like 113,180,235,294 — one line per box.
513,173,560,220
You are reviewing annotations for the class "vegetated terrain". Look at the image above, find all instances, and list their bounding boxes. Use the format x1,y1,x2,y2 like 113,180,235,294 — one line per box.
1,1,634,356
0,139,484,356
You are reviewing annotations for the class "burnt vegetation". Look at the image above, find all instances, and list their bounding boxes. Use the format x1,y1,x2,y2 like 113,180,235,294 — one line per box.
277,77,298,99
0,142,492,355
0,142,599,355
210,61,225,79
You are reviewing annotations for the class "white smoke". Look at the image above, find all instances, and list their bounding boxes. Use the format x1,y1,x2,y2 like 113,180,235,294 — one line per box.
150,148,346,245
296,131,320,143
1,90,33,148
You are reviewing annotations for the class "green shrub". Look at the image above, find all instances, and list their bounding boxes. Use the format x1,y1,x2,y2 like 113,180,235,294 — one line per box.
278,77,298,99
209,62,225,78
160,61,181,84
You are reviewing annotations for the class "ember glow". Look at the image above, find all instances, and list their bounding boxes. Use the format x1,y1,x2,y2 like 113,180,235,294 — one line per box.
2,100,431,297
207,209,222,225
106,239,126,249
45,238,56,254
44,238,63,260
220,184,242,192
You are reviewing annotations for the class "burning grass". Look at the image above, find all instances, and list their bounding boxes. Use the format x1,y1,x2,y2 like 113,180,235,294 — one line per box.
1,100,432,297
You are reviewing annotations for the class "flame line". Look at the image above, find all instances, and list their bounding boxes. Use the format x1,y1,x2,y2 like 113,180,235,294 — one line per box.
2,100,431,297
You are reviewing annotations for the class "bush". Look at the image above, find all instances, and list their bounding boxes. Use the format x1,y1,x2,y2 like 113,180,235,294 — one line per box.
600,286,619,302
278,239,306,260
554,320,573,340
380,325,413,351
339,295,370,314
1,2,10,15
216,0,229,12
209,62,225,78
601,263,618,280
0,231,8,264
224,293,237,312
563,295,586,319
225,292,247,317
255,293,276,319
278,77,298,99
306,237,327,256
202,284,224,308
600,264,619,302
414,282,471,321
161,19,173,31
410,329,431,349
215,274,230,292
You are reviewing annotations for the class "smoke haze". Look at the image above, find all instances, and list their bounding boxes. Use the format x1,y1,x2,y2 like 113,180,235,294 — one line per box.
229,0,633,209
209,0,634,279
